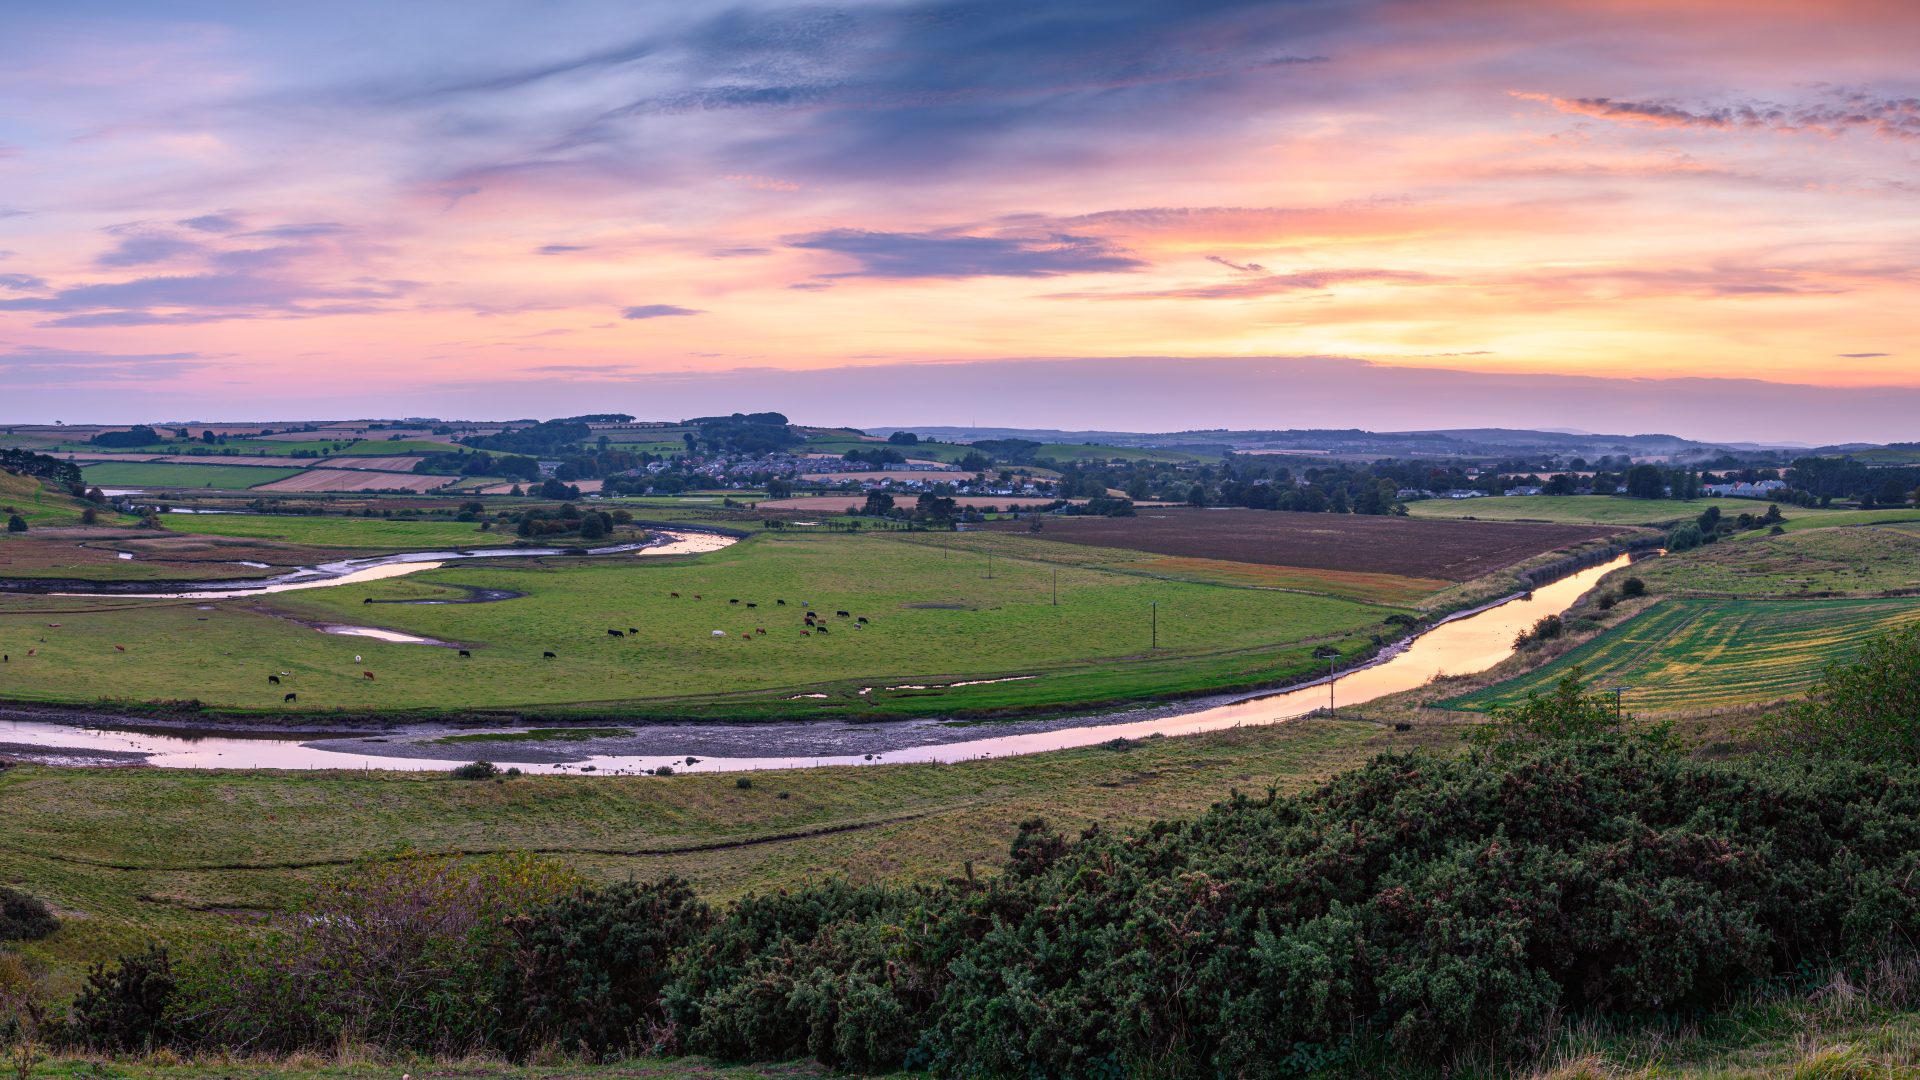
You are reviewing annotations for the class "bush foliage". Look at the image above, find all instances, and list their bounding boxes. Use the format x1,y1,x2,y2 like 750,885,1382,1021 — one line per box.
56,741,1920,1075
0,887,57,942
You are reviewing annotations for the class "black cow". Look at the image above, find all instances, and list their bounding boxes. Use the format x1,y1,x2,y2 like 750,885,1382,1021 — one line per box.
628,627,638,634
363,597,373,604
1393,722,1413,732
729,598,740,604
670,591,680,598
815,625,830,634
608,629,625,637
746,602,757,608
776,599,786,605
543,651,557,659
284,692,297,702
856,617,869,624
268,675,281,685
458,649,471,658
836,610,850,618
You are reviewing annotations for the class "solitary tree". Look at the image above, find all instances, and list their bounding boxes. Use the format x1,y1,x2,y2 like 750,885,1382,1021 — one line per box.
7,513,28,532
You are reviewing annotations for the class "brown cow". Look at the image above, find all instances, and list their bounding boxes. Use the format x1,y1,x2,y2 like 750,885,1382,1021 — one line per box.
363,671,376,680
114,644,126,652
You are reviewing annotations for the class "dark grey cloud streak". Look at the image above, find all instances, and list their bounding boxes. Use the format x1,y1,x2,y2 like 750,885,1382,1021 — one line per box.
787,228,1146,278
322,0,1349,196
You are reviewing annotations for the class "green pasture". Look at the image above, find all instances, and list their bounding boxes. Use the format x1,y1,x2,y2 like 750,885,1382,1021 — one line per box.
0,531,1402,718
1633,524,1920,596
1441,596,1920,714
0,471,101,527
161,512,518,548
1406,494,1814,526
79,461,302,489
1771,507,1920,531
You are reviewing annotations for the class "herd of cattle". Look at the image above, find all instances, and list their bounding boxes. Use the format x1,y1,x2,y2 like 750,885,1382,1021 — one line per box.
250,591,876,703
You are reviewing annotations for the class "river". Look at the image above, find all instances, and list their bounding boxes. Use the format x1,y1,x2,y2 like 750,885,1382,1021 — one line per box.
0,553,1630,773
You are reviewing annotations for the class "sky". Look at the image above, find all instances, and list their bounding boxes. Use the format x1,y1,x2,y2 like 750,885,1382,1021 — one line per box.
1,0,1917,442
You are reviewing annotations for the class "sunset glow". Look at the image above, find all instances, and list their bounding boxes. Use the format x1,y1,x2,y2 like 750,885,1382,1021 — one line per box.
2,0,1916,436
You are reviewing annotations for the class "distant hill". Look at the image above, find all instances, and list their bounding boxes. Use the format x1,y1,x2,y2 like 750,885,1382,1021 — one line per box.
875,425,1801,461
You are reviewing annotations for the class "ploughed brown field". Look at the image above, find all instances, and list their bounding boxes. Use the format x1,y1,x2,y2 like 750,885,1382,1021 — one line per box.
975,507,1617,581
254,469,455,493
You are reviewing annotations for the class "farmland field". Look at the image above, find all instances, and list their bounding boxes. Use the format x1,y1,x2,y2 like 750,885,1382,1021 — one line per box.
78,461,303,489
161,512,516,548
1631,524,1920,596
1406,494,1821,526
1440,596,1920,714
0,531,1403,718
253,468,457,493
976,507,1616,581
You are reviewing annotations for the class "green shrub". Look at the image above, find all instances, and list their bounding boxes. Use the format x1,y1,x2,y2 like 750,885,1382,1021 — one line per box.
498,878,711,1060
451,760,499,779
1762,624,1920,763
68,945,187,1052
0,886,57,942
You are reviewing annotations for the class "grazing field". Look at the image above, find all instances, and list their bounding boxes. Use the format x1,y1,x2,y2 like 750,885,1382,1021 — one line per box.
1406,494,1815,526
1632,525,1920,596
254,469,457,492
1441,596,1920,714
0,532,1402,718
0,717,1394,997
78,461,302,489
160,512,517,548
977,507,1615,581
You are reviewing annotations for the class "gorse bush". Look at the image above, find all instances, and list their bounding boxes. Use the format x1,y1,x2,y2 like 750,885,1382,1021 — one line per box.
498,877,711,1060
68,945,185,1052
48,742,1920,1075
0,887,57,942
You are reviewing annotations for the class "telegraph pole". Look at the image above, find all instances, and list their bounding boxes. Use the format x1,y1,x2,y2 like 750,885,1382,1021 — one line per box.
1051,568,1057,606
1150,600,1158,648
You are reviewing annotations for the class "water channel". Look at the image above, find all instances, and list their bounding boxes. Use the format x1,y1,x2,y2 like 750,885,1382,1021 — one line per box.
0,553,1631,773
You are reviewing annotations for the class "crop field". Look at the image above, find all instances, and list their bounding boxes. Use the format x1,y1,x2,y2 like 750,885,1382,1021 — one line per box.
254,469,457,493
1441,596,1920,714
884,530,1451,605
976,507,1615,581
0,532,1403,718
77,461,303,489
314,454,431,471
1406,494,1822,526
1631,525,1920,596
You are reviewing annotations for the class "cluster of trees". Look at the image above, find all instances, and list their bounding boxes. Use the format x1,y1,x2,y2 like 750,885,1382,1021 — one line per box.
460,418,596,458
411,450,541,481
511,503,628,540
0,449,84,495
841,447,907,466
1787,457,1919,507
688,412,798,456
1667,503,1785,551
88,425,163,449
